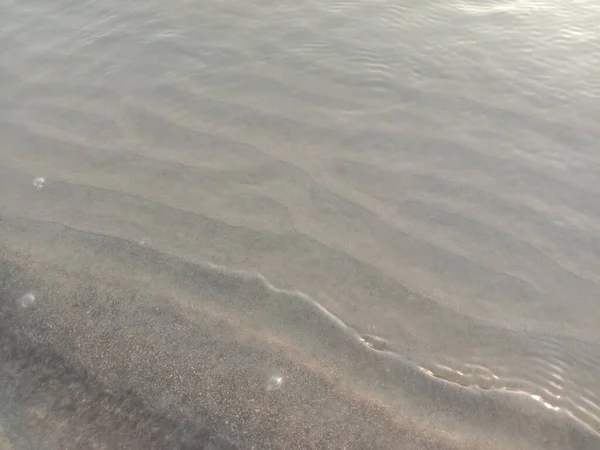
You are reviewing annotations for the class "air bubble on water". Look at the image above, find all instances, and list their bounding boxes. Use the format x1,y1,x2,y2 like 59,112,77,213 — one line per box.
33,177,45,190
266,375,283,391
18,292,36,308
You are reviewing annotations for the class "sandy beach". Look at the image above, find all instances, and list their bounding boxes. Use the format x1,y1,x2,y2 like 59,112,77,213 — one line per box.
1,0,600,448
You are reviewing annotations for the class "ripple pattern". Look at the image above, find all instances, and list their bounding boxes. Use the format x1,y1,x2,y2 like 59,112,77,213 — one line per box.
1,0,600,448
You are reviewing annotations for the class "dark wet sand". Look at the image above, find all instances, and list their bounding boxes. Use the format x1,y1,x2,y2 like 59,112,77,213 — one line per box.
0,216,471,450
2,0,600,448
1,215,598,449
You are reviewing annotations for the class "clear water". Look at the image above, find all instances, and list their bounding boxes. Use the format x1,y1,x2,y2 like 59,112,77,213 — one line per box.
1,0,599,448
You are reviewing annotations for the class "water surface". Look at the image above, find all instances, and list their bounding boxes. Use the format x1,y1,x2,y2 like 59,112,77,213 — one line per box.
1,0,600,448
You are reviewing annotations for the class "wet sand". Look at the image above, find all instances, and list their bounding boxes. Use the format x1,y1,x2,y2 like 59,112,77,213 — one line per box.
1,215,597,449
1,0,600,448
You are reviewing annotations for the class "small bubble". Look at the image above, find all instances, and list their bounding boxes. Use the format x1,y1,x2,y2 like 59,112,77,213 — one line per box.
18,292,36,308
266,375,283,391
33,177,45,190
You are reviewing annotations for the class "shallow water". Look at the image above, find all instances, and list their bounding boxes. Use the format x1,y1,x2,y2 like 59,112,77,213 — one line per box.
1,0,600,448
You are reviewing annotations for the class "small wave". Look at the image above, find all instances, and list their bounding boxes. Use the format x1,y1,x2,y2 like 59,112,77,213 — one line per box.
419,336,600,438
